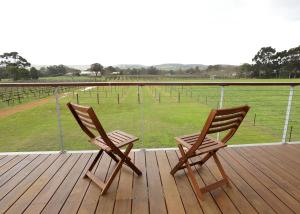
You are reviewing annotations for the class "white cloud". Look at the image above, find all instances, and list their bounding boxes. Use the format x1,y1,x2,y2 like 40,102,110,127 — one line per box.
0,0,299,66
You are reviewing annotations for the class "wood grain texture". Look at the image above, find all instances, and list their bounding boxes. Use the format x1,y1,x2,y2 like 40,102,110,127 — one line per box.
0,144,299,214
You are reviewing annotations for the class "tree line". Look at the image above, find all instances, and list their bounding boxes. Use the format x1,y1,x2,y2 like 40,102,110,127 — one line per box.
240,45,300,78
1,45,299,81
0,52,38,81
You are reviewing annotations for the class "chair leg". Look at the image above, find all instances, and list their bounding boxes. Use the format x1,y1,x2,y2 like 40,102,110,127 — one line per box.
84,149,103,178
124,158,142,175
170,145,186,175
101,143,141,194
178,152,213,170
106,151,119,163
123,143,142,175
198,152,213,166
177,144,204,201
212,152,231,187
86,144,142,194
101,157,124,195
185,159,204,201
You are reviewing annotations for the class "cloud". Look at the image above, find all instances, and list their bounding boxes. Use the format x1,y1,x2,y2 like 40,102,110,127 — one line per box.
269,0,300,20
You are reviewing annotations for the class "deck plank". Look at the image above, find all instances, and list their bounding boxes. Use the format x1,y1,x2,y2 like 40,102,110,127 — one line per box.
224,148,300,213
0,154,38,187
0,145,299,214
1,154,61,213
176,151,221,214
0,155,7,160
41,153,92,214
258,146,300,177
114,152,135,214
262,145,300,165
219,149,294,214
166,150,203,214
205,151,257,214
287,144,300,152
22,153,81,214
145,150,168,214
156,150,185,214
0,155,16,167
77,153,112,213
215,151,276,214
0,154,49,200
95,154,121,214
0,155,28,177
236,147,300,201
191,157,239,214
59,153,98,214
132,150,149,214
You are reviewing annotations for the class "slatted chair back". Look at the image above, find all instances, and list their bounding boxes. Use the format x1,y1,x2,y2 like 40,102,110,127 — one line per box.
67,102,119,151
188,105,250,155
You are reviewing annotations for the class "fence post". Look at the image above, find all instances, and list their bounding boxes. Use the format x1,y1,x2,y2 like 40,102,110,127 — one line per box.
55,87,64,153
217,86,225,140
76,93,79,104
289,126,293,142
139,86,145,149
282,86,294,144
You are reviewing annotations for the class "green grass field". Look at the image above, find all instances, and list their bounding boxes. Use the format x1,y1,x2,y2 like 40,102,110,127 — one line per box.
0,78,299,152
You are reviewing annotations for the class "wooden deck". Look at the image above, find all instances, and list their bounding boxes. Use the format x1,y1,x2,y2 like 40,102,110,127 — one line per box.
0,144,300,214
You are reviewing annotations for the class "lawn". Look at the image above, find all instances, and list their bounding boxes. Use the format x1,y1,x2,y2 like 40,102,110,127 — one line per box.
0,78,299,152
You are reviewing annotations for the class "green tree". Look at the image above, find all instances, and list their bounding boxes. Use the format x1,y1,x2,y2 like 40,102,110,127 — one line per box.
0,66,7,81
146,66,159,75
0,52,31,80
105,66,116,74
285,45,300,78
0,52,31,68
239,63,252,77
30,67,39,79
90,63,104,77
252,47,276,78
45,65,67,76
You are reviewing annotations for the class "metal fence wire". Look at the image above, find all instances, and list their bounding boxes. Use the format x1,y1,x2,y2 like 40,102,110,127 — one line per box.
0,82,299,152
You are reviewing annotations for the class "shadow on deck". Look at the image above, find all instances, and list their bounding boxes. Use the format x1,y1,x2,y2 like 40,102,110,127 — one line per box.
0,144,300,214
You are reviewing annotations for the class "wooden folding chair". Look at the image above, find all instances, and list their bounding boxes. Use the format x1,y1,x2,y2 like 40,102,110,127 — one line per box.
170,105,250,201
67,102,142,195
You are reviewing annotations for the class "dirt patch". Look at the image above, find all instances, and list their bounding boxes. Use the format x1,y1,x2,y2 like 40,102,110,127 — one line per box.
0,97,52,119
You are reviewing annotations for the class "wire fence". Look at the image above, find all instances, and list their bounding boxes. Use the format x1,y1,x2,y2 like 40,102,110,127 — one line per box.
0,82,299,152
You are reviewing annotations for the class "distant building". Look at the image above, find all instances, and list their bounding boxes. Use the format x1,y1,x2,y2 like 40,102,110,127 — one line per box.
112,71,120,75
80,71,96,76
210,75,216,80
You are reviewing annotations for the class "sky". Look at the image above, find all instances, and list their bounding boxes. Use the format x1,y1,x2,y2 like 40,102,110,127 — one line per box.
1,0,300,66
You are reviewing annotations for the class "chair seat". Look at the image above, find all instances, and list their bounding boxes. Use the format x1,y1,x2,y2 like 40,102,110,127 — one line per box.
175,133,226,155
90,130,138,151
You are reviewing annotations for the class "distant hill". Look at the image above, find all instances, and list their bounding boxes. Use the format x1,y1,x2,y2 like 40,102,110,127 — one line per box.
115,64,147,69
33,63,208,71
154,63,207,71
33,64,90,71
115,63,208,71
33,63,237,73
